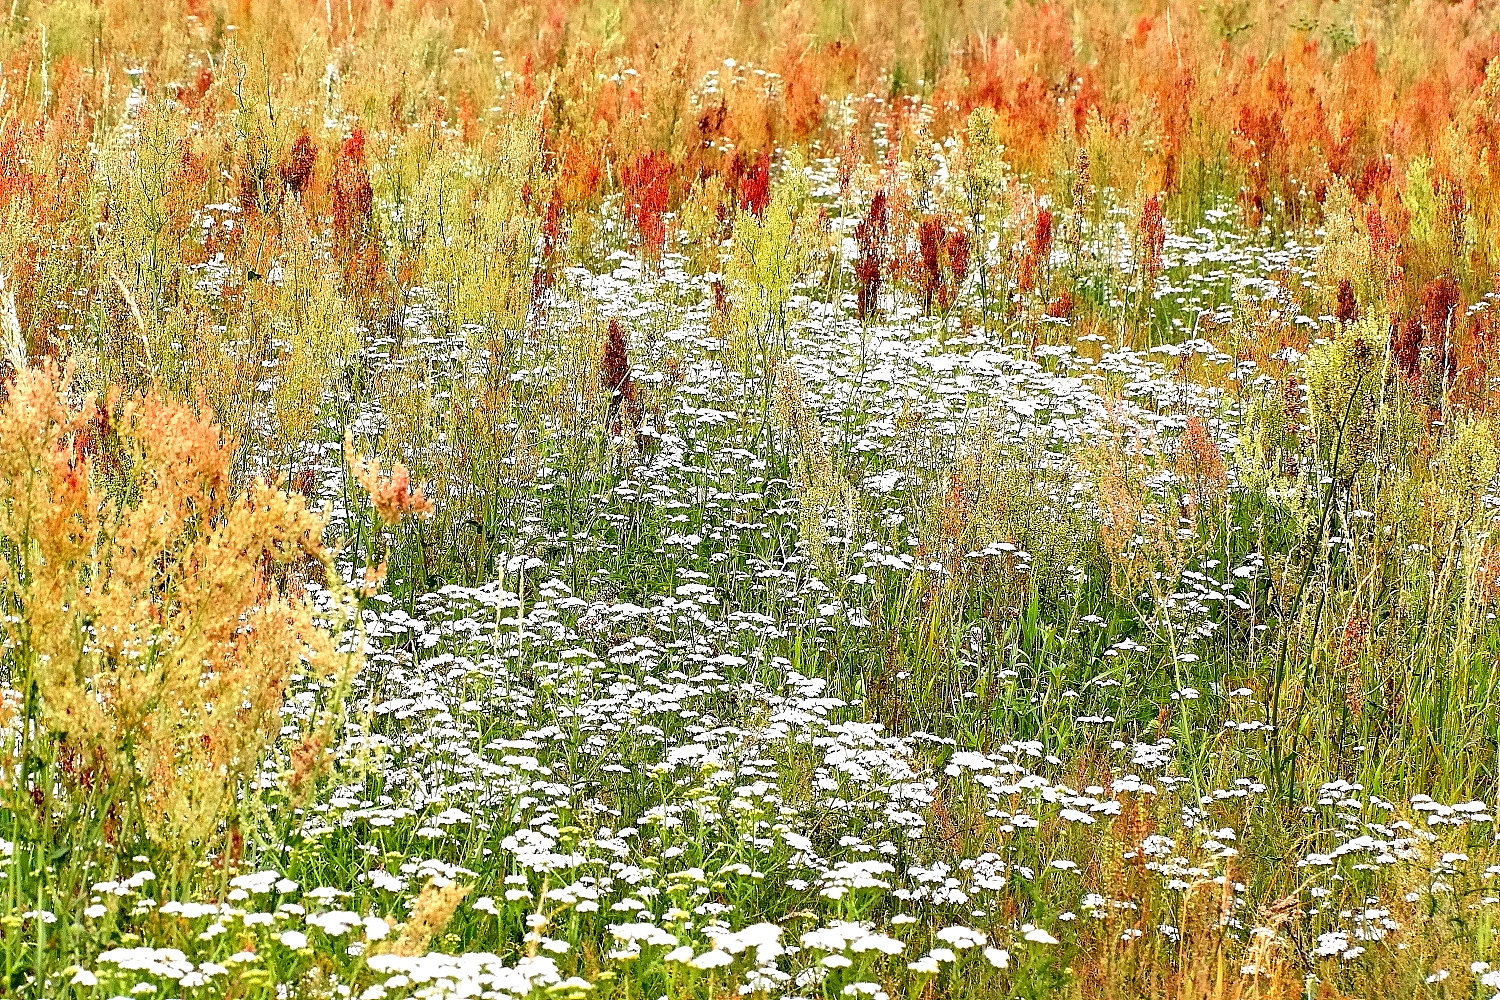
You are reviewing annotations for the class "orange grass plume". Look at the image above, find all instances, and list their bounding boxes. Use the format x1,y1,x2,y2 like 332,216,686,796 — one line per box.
344,432,436,527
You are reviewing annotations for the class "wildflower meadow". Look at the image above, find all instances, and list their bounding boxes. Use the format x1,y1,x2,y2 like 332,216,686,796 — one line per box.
5,1,1500,997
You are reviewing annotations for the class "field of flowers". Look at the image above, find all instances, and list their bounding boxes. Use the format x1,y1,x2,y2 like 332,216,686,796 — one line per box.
5,1,1500,997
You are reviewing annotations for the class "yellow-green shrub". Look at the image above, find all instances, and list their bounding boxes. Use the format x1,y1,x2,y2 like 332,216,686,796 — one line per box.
0,364,356,860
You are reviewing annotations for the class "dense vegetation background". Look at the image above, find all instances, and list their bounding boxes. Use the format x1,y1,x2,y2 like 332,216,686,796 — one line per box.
4,1,1500,997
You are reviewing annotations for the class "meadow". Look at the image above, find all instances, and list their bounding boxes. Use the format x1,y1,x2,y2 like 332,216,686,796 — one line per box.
3,0,1500,997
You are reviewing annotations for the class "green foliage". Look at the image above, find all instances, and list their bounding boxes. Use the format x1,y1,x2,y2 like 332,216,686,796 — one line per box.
727,160,811,364
1302,318,1383,484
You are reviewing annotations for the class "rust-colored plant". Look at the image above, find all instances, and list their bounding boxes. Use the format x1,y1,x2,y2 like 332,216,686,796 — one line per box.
331,127,383,301
278,129,317,197
1140,192,1165,290
1175,416,1229,515
622,150,673,260
913,215,970,314
737,150,772,217
600,318,642,439
1018,207,1052,295
854,189,890,321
